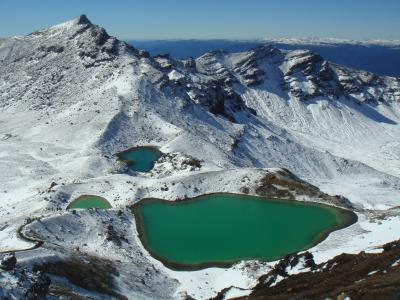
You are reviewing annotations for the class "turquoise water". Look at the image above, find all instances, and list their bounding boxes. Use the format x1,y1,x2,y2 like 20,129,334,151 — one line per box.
134,193,356,269
67,195,111,209
117,147,162,172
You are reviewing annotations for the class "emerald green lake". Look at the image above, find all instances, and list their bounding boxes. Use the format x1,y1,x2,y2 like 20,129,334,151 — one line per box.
117,146,162,172
67,195,111,209
134,194,356,270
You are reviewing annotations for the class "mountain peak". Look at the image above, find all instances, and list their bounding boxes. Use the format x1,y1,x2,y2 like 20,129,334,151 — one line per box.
73,14,92,26
44,14,94,33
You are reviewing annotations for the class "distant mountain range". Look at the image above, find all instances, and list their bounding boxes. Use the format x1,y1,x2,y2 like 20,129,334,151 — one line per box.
127,38,400,77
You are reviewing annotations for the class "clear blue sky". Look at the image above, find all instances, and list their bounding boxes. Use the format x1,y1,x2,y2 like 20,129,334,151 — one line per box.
0,0,399,40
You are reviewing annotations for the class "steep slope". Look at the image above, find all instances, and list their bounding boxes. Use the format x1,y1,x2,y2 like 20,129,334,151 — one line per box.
1,16,400,299
150,44,400,207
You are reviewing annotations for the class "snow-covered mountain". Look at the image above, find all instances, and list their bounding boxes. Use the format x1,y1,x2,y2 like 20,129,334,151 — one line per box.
1,16,399,299
128,38,400,77
262,37,400,47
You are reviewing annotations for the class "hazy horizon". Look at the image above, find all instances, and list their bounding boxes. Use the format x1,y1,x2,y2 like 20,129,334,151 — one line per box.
1,0,400,40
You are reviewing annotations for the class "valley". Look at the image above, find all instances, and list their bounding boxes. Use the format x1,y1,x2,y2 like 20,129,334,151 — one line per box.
0,15,399,299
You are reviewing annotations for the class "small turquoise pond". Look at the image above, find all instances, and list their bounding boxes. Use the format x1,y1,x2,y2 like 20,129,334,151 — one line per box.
133,193,357,270
67,195,112,209
117,146,162,172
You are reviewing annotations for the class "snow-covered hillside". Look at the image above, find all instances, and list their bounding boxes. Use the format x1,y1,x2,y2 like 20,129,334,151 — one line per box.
0,16,399,299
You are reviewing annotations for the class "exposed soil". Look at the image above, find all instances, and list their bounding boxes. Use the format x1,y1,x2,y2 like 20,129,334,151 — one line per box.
255,169,353,209
33,254,127,299
233,239,400,300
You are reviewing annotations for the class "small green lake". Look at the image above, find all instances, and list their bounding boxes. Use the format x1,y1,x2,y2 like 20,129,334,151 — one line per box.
117,146,162,172
134,193,357,270
67,195,112,209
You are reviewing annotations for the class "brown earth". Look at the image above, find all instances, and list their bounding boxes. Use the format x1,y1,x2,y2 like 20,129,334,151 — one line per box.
232,239,400,300
255,169,353,209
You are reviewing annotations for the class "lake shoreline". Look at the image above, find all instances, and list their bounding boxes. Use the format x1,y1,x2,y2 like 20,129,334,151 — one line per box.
132,193,358,271
116,146,163,172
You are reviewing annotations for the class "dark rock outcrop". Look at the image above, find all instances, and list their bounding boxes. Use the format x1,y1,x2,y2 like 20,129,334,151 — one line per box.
34,255,126,299
233,45,280,86
255,169,353,208
22,271,51,300
0,252,17,271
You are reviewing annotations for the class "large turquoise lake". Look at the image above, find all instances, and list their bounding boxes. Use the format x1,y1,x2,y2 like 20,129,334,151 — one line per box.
134,193,356,270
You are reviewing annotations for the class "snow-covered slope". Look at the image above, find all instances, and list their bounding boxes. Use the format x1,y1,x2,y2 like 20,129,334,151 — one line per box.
1,16,399,299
